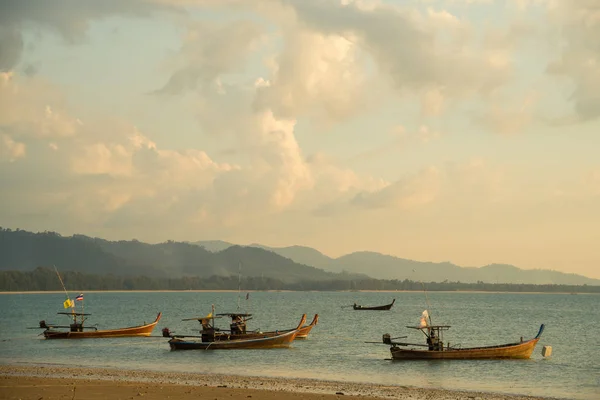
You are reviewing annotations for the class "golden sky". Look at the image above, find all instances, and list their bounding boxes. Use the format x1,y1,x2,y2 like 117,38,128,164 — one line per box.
1,1,599,279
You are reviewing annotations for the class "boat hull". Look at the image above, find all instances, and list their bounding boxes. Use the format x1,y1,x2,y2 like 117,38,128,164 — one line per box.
43,313,162,339
257,314,318,340
169,328,298,350
390,325,544,360
195,314,316,341
391,338,540,360
295,314,319,339
354,299,395,311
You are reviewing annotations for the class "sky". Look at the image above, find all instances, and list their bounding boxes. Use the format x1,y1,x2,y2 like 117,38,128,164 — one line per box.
0,0,599,279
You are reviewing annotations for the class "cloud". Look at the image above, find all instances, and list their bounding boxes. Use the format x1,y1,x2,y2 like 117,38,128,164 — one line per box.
254,29,372,122
420,86,446,116
0,26,23,72
0,0,179,40
347,158,508,212
351,166,441,210
0,0,183,75
285,0,510,102
0,72,82,139
0,69,321,235
300,152,388,213
545,1,600,122
155,19,265,95
0,134,26,162
474,91,539,135
347,124,442,163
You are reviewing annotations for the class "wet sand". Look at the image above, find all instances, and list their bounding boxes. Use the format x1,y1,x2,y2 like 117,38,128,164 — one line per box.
0,365,556,400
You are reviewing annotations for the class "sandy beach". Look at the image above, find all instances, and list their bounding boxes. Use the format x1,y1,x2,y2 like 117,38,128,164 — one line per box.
0,365,557,400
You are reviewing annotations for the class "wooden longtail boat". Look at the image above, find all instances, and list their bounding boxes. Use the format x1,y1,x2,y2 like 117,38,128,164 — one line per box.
384,324,545,360
293,313,319,339
227,313,318,340
34,268,162,339
40,312,162,339
353,299,395,310
169,312,318,341
167,314,305,350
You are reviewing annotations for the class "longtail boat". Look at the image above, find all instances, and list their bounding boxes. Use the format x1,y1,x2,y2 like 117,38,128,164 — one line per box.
383,323,545,360
39,312,162,339
248,313,318,339
293,313,319,339
353,299,395,310
34,267,162,339
166,312,318,341
167,313,305,350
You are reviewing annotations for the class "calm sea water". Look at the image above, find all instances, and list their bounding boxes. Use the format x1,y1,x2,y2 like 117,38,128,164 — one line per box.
0,291,598,399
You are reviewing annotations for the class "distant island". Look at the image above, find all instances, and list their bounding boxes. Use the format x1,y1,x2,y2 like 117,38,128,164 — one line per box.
1,227,598,293
199,241,600,286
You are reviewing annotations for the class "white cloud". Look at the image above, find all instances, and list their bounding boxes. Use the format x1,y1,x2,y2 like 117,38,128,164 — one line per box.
545,1,600,122
351,166,441,209
155,19,266,94
255,29,372,122
475,91,539,134
285,0,510,102
0,72,81,139
0,134,26,162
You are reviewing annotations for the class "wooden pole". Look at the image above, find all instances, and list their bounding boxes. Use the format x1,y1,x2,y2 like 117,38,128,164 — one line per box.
211,304,215,341
237,261,241,310
53,265,75,324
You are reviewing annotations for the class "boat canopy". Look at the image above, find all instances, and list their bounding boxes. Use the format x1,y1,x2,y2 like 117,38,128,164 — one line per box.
57,312,91,316
216,313,252,317
182,316,223,321
407,325,451,329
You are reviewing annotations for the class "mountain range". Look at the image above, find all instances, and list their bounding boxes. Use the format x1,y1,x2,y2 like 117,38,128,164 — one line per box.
0,228,365,283
194,241,600,286
0,227,597,286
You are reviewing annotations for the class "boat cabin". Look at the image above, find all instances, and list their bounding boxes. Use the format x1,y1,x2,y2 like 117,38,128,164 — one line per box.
181,315,224,341
408,325,451,351
57,312,91,332
217,313,252,335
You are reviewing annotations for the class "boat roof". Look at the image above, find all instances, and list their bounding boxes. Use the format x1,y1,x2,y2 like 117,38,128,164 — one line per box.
182,316,224,321
407,325,451,329
57,312,91,316
216,313,252,317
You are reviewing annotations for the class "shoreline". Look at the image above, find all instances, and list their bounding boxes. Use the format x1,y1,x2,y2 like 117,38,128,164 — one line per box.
0,365,558,400
0,290,596,295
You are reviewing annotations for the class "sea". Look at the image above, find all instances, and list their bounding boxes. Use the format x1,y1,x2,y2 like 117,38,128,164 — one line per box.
0,291,598,399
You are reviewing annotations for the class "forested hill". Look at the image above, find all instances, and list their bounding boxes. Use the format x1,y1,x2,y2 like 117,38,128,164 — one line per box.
2,267,599,293
0,228,365,283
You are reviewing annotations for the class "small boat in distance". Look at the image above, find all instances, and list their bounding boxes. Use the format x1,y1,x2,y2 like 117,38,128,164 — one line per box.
353,299,395,310
383,323,545,360
39,312,162,339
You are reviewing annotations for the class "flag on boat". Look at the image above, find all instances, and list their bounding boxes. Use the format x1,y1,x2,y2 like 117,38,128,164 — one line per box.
246,292,250,300
205,312,213,318
76,293,84,301
63,298,74,309
419,310,429,327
